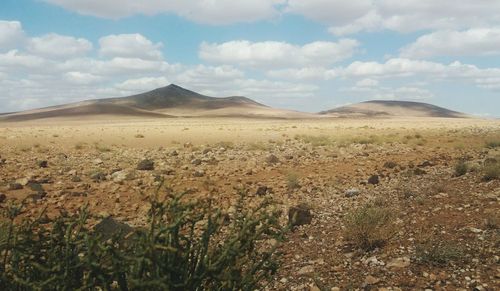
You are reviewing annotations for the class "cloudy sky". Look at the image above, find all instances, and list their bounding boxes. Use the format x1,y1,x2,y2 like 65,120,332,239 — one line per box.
1,0,500,116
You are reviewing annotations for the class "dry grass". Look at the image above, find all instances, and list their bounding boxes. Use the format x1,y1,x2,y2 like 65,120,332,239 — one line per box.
344,203,396,251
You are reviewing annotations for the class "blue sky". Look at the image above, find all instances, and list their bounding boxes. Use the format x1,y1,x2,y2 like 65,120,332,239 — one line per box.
1,0,499,117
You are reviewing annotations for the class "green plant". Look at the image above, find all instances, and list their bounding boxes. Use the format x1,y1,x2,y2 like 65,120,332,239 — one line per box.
454,159,468,177
286,172,300,190
344,204,395,251
0,190,283,290
416,239,464,266
483,161,500,181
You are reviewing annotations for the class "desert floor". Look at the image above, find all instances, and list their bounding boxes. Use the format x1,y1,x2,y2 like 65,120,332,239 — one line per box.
0,117,499,290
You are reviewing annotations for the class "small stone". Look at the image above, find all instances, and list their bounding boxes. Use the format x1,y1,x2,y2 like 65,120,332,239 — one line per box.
8,183,23,190
94,217,133,241
288,204,313,227
387,257,411,269
191,158,202,165
90,171,106,182
266,154,279,164
16,178,29,186
71,176,82,182
193,169,205,177
364,275,380,285
0,193,6,203
414,168,426,175
137,159,154,171
384,161,397,169
256,185,269,196
345,188,360,197
93,158,103,165
297,265,314,275
368,175,379,185
37,160,48,168
111,170,135,182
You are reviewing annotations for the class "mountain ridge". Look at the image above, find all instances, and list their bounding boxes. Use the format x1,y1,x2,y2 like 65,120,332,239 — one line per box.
0,85,469,121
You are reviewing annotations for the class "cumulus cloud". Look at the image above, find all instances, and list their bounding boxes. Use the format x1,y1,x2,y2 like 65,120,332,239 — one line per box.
0,21,25,51
287,0,500,35
27,33,92,59
43,0,284,24
99,34,163,60
343,84,434,100
199,39,359,68
114,76,170,92
400,28,500,58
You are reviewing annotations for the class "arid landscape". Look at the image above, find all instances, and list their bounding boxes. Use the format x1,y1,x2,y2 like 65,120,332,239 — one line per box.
1,85,499,290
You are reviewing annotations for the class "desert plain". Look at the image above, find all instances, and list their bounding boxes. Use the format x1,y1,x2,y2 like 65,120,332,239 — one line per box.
0,116,499,290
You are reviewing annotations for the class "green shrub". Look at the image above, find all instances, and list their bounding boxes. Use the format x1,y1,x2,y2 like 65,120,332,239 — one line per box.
454,160,468,177
0,191,283,290
483,161,500,181
344,204,395,251
416,240,464,266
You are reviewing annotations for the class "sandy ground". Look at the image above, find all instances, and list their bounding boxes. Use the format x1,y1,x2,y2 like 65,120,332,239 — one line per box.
0,116,499,290
1,117,498,148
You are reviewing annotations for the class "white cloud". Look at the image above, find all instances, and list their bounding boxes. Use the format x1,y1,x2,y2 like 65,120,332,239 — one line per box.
356,78,379,87
400,28,500,58
343,84,434,100
28,33,92,59
115,76,170,92
99,34,163,60
43,0,284,24
64,71,102,85
0,50,48,70
267,67,337,80
199,39,359,68
287,0,500,35
0,21,25,51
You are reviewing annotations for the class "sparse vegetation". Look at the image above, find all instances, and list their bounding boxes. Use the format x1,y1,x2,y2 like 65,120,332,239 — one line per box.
482,161,500,181
344,203,395,251
134,133,145,138
485,140,500,149
286,172,300,190
295,134,332,147
454,159,468,176
0,192,283,290
416,239,464,266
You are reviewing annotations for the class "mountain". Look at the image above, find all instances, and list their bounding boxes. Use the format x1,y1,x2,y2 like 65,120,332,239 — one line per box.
319,100,468,118
0,84,315,121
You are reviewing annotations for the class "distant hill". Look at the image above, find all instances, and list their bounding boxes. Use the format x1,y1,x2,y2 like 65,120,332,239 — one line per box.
320,100,468,118
0,86,470,121
0,84,315,121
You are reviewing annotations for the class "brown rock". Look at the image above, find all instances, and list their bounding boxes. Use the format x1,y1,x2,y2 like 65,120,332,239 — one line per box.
288,204,313,227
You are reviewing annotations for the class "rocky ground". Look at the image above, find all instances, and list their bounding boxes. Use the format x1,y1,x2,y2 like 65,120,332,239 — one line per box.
0,119,499,290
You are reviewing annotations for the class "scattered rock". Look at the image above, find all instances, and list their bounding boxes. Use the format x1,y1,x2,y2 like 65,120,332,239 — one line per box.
193,169,205,177
93,217,134,241
297,265,314,275
387,257,411,269
256,185,269,196
90,171,106,182
413,168,426,175
191,158,202,165
8,183,23,190
111,170,135,182
418,160,433,167
345,188,360,197
384,161,397,169
266,154,280,164
0,193,6,203
137,159,154,171
288,204,313,227
368,174,380,185
37,160,48,168
364,275,380,285
71,176,82,182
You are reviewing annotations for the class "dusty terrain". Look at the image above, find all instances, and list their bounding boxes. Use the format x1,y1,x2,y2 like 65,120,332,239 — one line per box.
0,117,499,290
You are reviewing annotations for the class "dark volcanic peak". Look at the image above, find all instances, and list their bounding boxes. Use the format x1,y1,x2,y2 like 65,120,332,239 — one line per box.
320,100,467,118
98,84,265,110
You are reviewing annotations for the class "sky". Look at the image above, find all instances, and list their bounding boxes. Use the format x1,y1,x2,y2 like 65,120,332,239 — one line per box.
1,0,500,117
